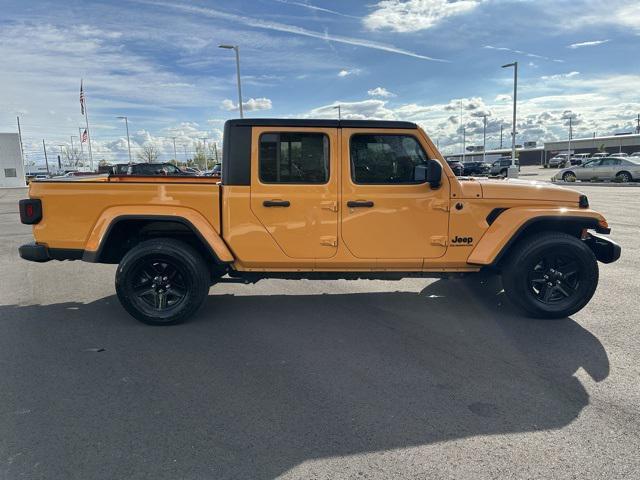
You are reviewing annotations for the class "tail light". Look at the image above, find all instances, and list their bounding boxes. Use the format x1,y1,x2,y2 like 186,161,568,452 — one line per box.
19,199,42,224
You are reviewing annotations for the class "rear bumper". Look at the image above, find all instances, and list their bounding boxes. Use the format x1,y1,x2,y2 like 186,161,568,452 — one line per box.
585,233,621,264
19,243,83,263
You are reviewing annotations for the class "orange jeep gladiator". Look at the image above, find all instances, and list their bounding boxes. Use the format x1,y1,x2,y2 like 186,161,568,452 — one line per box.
19,119,620,325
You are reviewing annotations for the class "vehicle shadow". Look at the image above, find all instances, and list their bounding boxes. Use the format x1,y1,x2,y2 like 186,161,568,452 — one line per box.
0,275,609,480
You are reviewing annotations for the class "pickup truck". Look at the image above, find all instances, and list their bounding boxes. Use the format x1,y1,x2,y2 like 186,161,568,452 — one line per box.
18,119,621,325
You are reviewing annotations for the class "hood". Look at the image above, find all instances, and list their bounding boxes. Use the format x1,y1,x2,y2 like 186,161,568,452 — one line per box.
475,178,582,204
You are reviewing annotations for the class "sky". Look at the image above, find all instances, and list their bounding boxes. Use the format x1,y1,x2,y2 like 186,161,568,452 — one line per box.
1,0,639,167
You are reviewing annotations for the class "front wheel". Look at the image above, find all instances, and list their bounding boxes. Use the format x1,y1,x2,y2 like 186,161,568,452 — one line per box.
502,232,598,318
562,171,577,182
615,171,632,183
115,238,210,325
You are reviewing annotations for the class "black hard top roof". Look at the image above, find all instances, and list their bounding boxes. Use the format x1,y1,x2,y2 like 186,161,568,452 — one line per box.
225,118,418,129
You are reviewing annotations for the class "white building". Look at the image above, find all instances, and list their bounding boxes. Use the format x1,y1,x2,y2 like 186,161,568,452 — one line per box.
0,133,25,188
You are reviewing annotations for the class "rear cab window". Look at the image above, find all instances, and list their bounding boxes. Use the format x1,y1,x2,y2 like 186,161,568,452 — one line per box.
259,132,329,184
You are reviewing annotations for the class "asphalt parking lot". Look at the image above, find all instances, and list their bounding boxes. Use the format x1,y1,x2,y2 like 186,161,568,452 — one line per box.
1,185,639,480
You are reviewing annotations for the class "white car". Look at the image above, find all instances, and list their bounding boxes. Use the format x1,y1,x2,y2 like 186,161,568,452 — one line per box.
553,157,640,183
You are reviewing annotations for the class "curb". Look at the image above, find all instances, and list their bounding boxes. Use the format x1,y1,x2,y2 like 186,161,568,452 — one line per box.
551,181,640,187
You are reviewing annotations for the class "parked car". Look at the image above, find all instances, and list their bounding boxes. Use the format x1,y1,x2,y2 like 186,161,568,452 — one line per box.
182,167,202,175
630,152,640,157
553,157,640,183
590,152,609,160
446,159,464,176
490,157,520,176
570,153,591,165
19,117,620,324
462,160,491,176
549,154,570,168
203,164,222,177
127,163,190,176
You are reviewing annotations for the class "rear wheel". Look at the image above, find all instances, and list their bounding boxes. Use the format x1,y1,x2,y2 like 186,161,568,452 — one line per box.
502,232,598,318
115,238,210,325
499,168,508,177
615,171,632,183
562,171,577,182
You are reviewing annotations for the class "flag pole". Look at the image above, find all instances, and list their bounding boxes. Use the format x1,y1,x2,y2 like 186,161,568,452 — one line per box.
78,127,85,165
81,79,94,171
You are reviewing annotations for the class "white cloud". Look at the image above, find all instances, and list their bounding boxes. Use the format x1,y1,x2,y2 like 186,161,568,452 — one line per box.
138,0,446,61
367,87,396,97
221,97,273,112
338,69,361,77
495,94,511,102
306,100,396,120
541,71,580,80
483,45,564,63
364,0,483,32
568,39,610,49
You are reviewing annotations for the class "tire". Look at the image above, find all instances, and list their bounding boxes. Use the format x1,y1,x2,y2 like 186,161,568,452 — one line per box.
502,232,598,319
562,171,577,182
115,238,210,325
615,171,632,183
500,168,508,177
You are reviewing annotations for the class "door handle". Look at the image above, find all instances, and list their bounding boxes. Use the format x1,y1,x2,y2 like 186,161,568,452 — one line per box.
347,200,374,208
263,200,290,207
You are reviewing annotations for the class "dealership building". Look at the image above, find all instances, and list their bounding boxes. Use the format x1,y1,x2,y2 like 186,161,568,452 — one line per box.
0,133,25,188
446,133,640,166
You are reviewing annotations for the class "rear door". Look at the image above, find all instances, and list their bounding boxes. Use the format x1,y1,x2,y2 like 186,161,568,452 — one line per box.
340,128,450,263
250,127,339,259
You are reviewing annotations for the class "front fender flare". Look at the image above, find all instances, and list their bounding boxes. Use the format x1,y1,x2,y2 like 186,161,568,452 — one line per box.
467,207,606,266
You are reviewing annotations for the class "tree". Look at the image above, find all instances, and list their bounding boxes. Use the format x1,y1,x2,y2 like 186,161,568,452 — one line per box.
137,143,160,163
63,146,82,167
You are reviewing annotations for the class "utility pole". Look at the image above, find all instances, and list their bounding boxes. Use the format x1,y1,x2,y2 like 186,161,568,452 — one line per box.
334,105,341,120
42,139,50,174
58,144,65,170
636,114,640,134
213,142,219,164
183,145,189,165
501,61,518,177
568,116,574,161
171,137,177,165
500,123,503,149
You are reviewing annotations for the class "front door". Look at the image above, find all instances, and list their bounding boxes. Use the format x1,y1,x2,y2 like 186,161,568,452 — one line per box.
340,128,450,262
250,126,339,259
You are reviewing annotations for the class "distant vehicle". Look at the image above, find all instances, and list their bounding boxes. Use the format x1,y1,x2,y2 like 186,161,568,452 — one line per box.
203,164,222,177
126,163,190,176
554,157,640,183
614,152,628,157
490,157,520,176
446,159,464,176
462,160,491,176
549,153,570,168
182,167,202,175
570,153,591,166
631,152,640,157
590,152,609,159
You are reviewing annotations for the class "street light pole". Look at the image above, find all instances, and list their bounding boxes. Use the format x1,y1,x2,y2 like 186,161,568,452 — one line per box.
568,116,573,161
117,116,132,164
334,105,341,120
201,138,208,171
70,136,77,167
219,45,244,118
171,137,177,165
502,61,518,177
482,115,487,163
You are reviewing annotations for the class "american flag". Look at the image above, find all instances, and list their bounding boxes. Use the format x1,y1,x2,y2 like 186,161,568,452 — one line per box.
81,129,88,143
80,80,85,115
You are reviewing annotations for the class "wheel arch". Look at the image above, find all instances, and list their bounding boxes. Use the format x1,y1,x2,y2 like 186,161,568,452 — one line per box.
84,214,234,265
467,211,603,268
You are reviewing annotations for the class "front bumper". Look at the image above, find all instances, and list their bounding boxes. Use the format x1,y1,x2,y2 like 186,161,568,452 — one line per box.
585,233,621,264
19,243,83,263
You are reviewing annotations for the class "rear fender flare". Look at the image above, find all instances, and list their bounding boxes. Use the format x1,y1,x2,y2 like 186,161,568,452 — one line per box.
83,207,234,263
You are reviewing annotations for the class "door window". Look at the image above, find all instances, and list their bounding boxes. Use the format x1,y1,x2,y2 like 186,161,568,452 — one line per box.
350,134,428,184
259,132,329,184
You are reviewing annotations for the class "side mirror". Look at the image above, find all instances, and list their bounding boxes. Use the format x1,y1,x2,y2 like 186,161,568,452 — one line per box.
427,159,442,189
